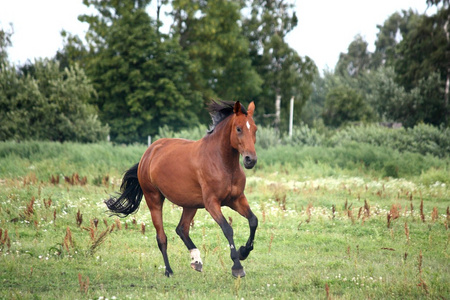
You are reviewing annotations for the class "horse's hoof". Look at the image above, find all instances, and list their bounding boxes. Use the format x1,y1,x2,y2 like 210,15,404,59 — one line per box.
165,269,174,277
191,262,203,272
232,268,246,278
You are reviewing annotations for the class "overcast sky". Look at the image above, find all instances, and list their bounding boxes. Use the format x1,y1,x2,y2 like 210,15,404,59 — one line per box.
0,0,433,73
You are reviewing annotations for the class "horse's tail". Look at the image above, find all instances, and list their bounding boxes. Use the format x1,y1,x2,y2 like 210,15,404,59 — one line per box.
105,163,143,217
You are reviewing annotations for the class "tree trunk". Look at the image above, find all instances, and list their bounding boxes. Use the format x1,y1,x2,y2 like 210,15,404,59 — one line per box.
444,17,449,125
274,94,281,132
445,68,449,124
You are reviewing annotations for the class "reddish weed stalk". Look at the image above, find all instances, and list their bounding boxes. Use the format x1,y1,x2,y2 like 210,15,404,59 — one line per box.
431,207,438,222
306,203,312,223
63,227,74,252
0,228,11,251
24,196,35,220
325,283,331,300
417,250,428,294
76,209,83,227
387,213,392,229
64,173,87,185
404,222,410,242
420,200,425,223
268,233,275,253
78,273,89,294
50,175,60,185
43,197,52,209
115,218,122,230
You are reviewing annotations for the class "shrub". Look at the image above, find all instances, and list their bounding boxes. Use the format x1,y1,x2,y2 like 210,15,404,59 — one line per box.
282,124,324,147
154,125,208,141
328,124,449,158
0,60,109,142
255,126,280,150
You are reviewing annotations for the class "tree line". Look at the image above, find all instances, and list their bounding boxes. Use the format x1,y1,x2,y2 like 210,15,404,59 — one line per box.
1,0,449,143
303,0,450,129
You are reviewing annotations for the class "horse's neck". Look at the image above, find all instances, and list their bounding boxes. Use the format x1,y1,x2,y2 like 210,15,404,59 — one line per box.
202,118,240,170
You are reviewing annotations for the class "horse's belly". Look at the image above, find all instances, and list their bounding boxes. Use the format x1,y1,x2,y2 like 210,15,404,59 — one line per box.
145,140,204,208
156,172,204,208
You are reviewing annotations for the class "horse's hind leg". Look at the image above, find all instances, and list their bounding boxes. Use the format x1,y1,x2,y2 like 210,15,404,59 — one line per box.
175,208,203,272
143,190,173,277
229,194,258,261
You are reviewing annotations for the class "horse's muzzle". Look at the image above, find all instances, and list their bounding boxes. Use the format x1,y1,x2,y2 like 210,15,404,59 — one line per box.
244,155,257,169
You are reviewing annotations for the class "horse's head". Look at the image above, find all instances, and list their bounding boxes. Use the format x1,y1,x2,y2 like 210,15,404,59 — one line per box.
231,101,257,169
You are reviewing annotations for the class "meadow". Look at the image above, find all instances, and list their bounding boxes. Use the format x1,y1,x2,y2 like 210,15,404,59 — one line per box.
0,134,449,299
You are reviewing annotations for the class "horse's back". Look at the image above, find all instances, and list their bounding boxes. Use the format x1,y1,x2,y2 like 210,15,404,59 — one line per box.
138,138,204,207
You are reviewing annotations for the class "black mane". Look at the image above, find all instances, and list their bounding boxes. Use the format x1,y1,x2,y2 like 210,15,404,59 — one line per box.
207,100,247,134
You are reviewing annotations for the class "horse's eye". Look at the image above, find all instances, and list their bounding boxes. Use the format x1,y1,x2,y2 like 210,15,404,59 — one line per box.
236,127,242,133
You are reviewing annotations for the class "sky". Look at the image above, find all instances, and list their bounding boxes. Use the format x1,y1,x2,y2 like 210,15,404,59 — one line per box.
0,0,434,73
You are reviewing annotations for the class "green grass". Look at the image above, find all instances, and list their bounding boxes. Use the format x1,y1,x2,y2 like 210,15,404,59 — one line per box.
0,141,449,299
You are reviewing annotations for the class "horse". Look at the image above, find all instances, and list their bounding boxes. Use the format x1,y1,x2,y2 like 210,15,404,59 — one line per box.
105,100,258,278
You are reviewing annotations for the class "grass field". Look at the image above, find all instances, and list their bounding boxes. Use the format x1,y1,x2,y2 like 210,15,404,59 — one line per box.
0,141,449,299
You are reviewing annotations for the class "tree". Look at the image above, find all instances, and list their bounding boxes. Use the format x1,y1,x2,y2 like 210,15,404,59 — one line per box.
393,5,449,125
243,0,317,132
0,59,108,142
335,35,372,77
170,0,262,114
371,10,420,69
0,25,13,65
322,85,374,127
61,0,203,143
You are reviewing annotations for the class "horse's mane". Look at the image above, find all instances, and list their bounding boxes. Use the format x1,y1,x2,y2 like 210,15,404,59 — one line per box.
207,100,247,134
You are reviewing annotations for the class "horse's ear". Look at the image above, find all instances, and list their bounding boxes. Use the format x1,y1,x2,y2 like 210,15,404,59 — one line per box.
247,101,255,117
233,101,243,115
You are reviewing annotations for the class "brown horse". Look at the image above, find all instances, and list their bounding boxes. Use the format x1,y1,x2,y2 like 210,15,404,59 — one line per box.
105,100,258,278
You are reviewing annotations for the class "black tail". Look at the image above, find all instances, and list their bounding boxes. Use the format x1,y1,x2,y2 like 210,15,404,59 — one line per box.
105,163,143,217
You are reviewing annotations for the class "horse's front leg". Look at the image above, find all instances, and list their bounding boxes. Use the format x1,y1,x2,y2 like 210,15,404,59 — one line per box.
205,201,245,278
229,194,258,261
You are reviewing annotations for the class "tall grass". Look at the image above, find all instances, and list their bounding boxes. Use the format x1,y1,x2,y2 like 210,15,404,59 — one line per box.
0,141,146,181
256,123,450,158
1,123,449,184
1,140,448,185
328,123,450,158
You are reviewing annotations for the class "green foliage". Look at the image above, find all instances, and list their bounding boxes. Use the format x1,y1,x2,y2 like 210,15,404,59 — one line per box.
0,141,144,180
171,0,262,107
282,124,323,147
154,124,208,141
0,24,13,64
329,124,450,158
371,10,419,69
394,7,449,91
256,142,448,179
365,67,407,121
0,59,108,142
257,123,449,159
62,0,203,143
318,6,450,129
335,34,371,77
323,85,374,127
255,126,281,150
243,0,317,131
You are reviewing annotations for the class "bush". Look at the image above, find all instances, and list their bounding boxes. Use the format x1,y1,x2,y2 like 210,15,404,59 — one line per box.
255,126,280,149
0,141,145,180
0,60,109,142
282,124,324,147
154,125,208,141
328,124,450,158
